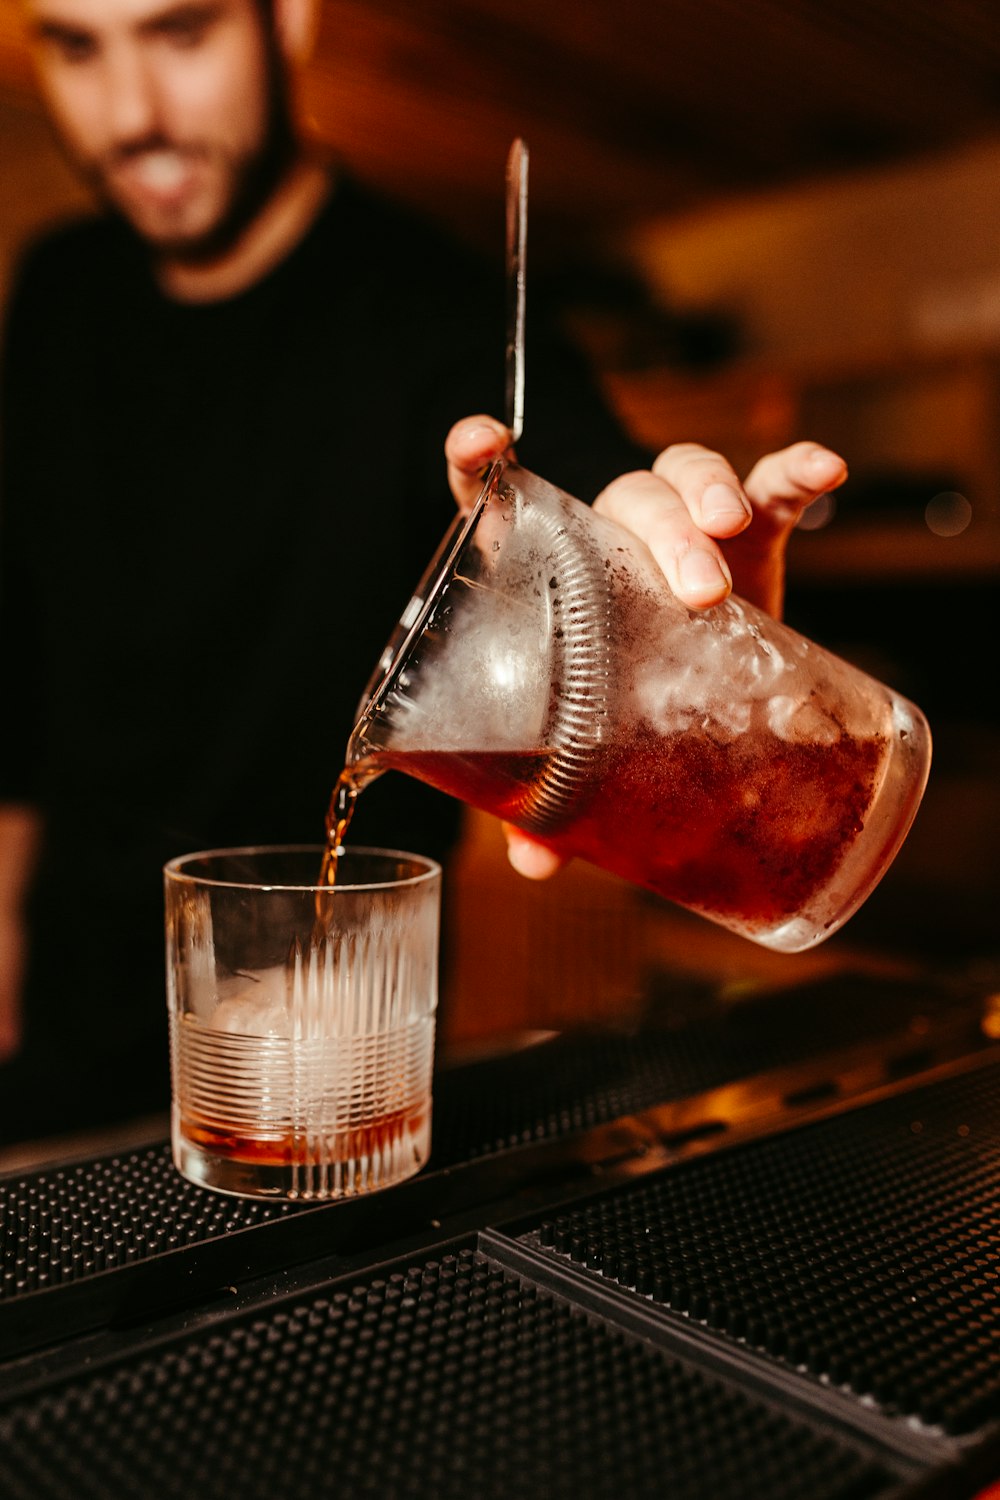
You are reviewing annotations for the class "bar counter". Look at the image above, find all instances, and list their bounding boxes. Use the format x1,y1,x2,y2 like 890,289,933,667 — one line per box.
1,970,999,1499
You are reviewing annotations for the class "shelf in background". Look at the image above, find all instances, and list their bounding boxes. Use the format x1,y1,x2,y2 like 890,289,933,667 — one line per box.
603,347,1000,592
788,517,1000,583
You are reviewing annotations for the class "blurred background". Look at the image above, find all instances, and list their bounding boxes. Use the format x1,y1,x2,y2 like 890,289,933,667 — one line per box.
1,0,998,1054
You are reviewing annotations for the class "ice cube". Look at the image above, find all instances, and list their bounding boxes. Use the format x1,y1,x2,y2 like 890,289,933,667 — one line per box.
768,695,841,745
208,965,292,1038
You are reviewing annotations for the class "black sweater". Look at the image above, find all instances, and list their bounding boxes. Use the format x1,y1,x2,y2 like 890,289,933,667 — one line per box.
0,174,647,1125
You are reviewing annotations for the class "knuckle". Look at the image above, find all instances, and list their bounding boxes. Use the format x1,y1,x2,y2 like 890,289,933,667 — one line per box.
647,513,695,557
659,442,711,462
759,441,817,472
655,445,734,489
598,469,660,505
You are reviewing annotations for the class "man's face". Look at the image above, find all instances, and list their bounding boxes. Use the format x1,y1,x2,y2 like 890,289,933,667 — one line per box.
27,0,290,254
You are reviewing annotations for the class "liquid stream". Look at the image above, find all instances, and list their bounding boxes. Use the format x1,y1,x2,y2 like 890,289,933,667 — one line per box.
318,775,357,889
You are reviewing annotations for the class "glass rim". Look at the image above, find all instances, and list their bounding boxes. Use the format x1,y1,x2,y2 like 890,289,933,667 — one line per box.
163,844,441,894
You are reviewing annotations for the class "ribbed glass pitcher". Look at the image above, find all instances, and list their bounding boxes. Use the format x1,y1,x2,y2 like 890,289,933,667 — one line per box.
345,460,931,953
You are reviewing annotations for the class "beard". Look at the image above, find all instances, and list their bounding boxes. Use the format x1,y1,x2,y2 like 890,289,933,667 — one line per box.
81,46,298,261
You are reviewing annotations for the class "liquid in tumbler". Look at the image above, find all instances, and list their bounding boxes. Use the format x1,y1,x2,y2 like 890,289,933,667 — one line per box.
174,999,433,1189
167,847,440,1200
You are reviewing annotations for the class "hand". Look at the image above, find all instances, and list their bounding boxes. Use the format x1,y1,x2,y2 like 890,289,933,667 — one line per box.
445,417,848,878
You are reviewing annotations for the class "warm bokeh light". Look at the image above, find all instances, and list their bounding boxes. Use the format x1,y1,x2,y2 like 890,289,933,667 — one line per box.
981,994,1000,1040
925,490,973,537
796,492,837,531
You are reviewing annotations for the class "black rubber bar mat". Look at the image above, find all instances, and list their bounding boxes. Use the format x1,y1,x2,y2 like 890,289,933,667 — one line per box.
0,971,989,1363
490,1058,1000,1467
429,970,986,1166
0,1243,930,1500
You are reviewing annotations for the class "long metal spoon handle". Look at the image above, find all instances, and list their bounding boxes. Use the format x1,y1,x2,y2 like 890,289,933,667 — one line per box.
505,137,528,445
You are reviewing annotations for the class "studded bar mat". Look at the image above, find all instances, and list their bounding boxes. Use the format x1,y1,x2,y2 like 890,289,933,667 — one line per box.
0,1244,927,1500
0,971,989,1361
494,1059,1000,1463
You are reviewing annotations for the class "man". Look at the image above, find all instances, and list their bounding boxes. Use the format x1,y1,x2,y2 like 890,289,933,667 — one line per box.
0,0,847,1139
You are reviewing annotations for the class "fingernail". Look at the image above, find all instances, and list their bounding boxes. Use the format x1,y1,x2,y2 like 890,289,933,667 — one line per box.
807,446,840,469
461,422,505,448
702,482,751,527
679,549,731,597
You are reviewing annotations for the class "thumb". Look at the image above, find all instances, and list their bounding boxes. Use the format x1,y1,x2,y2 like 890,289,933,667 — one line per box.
502,823,564,880
445,415,514,511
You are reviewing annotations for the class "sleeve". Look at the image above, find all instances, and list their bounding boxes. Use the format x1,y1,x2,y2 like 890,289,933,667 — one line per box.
0,250,47,805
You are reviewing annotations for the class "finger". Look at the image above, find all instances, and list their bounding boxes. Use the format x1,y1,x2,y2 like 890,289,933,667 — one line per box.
594,469,733,609
445,415,513,511
743,442,848,538
724,443,848,617
651,443,752,537
503,823,564,880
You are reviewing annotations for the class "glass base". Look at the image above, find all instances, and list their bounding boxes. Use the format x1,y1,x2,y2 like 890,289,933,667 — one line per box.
172,1105,431,1201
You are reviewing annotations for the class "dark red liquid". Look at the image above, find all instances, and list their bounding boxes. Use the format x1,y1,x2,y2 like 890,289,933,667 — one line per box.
376,722,886,931
181,1105,425,1167
317,773,357,893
